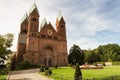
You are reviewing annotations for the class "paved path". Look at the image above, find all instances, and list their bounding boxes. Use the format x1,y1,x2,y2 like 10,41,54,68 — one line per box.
7,69,53,80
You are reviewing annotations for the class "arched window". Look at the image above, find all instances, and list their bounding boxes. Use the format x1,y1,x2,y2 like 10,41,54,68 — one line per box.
33,18,37,22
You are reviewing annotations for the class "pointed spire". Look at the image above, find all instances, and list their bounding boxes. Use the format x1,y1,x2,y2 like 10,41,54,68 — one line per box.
29,2,39,15
56,11,65,24
21,13,28,24
57,11,62,21
41,17,47,27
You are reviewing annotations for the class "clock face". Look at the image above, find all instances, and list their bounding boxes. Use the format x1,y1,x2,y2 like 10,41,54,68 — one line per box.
47,29,52,35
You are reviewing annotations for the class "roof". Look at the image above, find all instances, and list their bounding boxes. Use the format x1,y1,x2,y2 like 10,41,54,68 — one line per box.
57,11,65,24
41,18,47,27
29,3,39,15
57,11,63,22
21,13,28,24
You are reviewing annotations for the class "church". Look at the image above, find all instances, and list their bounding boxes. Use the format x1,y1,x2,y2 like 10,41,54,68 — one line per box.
16,3,68,66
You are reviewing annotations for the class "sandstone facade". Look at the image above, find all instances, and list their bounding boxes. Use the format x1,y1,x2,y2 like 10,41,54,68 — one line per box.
16,3,68,66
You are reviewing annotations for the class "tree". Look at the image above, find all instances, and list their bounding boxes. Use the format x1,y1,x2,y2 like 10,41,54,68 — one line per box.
74,63,82,80
97,44,120,61
84,50,99,64
0,33,14,59
68,44,84,65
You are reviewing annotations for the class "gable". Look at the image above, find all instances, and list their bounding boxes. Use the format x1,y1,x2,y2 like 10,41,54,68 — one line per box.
40,23,58,37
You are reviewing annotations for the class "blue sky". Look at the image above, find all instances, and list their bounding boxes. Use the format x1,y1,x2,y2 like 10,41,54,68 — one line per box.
0,0,120,51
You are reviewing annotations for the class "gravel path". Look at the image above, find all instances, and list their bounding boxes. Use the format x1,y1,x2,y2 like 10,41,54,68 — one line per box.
7,69,53,80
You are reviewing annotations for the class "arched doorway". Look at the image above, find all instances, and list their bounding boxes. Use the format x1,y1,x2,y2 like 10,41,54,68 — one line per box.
43,46,53,66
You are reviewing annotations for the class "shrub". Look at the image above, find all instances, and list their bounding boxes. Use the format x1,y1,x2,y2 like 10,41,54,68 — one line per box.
0,65,7,75
40,65,44,72
16,60,40,70
5,61,11,73
94,62,97,66
45,69,52,75
74,63,82,80
112,61,120,65
45,66,49,70
10,54,16,71
68,64,73,67
103,62,106,66
55,65,58,69
16,60,30,70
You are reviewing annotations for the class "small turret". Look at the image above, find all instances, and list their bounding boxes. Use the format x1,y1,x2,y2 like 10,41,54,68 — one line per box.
56,12,66,40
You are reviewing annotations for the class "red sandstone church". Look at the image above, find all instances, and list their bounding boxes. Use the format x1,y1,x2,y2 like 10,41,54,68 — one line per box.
16,3,68,66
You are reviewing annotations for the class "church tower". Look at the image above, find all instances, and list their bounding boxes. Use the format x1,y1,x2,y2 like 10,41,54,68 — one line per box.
25,3,40,63
56,12,66,40
28,3,39,34
16,13,28,63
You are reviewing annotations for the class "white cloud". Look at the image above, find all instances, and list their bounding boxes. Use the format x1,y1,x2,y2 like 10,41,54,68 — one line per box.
0,0,120,51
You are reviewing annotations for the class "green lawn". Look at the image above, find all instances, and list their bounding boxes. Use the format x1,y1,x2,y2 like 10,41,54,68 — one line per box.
40,66,120,80
0,75,7,80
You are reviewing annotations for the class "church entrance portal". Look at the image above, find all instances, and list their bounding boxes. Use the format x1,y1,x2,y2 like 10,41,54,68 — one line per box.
43,46,53,66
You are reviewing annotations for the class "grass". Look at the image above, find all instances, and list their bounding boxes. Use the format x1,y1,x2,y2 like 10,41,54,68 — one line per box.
40,66,120,80
0,75,7,80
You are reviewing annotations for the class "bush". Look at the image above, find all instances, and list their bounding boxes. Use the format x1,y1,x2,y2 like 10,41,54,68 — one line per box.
45,69,52,75
40,65,44,72
68,64,73,67
74,63,82,80
10,54,16,71
5,61,11,73
112,61,120,65
103,62,106,66
45,66,49,70
0,64,10,75
94,62,97,66
16,60,40,70
55,65,58,69
16,60,30,70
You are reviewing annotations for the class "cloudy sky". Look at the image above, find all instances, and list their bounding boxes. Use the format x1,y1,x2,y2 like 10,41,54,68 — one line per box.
0,0,120,52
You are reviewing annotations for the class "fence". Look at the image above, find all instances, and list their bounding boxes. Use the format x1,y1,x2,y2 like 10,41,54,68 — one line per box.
49,75,120,80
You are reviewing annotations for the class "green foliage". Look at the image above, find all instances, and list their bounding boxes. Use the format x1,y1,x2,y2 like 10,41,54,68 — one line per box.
68,64,73,67
45,69,52,75
69,44,84,65
0,63,10,75
94,62,97,66
97,44,120,62
40,65,45,72
102,62,106,66
74,63,82,80
45,66,49,70
10,54,16,71
0,65,6,75
16,60,40,70
5,60,11,73
112,61,120,65
55,65,58,69
84,50,99,64
84,44,120,63
0,33,14,59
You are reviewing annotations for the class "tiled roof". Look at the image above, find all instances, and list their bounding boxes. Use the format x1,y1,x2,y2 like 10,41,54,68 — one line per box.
21,13,28,23
57,11,63,21
41,18,47,27
29,3,39,15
